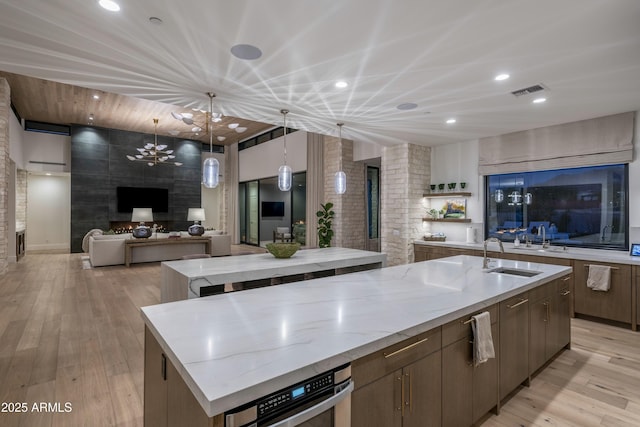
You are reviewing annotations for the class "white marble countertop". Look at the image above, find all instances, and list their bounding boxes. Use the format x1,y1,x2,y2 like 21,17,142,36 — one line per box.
160,247,387,301
141,255,571,418
142,256,571,416
164,247,387,285
415,239,640,265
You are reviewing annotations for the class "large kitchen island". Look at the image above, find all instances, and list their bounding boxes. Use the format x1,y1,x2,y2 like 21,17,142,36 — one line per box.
141,255,572,426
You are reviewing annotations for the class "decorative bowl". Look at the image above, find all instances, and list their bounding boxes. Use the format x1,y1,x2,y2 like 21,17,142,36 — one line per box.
265,242,301,258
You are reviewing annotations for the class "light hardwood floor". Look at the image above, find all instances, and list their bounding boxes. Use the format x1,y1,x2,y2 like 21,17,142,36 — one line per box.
0,252,639,427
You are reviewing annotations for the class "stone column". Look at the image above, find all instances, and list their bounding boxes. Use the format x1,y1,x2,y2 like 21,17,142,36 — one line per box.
381,143,430,266
323,134,366,249
16,169,27,231
0,79,10,274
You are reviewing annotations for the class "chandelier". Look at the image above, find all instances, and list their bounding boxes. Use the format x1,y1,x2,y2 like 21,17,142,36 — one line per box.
170,96,248,138
126,118,183,166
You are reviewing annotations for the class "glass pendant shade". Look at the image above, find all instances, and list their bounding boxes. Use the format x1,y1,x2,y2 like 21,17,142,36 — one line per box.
202,157,219,188
495,189,504,203
278,165,292,191
334,171,346,194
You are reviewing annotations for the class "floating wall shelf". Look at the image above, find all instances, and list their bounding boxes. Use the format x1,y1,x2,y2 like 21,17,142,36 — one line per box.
422,218,472,223
423,192,472,198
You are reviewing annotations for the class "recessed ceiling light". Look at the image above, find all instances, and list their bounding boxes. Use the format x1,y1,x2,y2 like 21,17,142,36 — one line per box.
89,114,94,121
494,73,510,81
98,0,120,12
230,44,262,60
45,173,52,176
446,118,456,124
532,97,547,104
397,102,418,111
93,94,100,100
335,81,348,88
217,136,226,142
228,123,239,129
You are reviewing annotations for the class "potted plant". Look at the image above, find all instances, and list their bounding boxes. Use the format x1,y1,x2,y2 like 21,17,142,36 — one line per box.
316,202,335,248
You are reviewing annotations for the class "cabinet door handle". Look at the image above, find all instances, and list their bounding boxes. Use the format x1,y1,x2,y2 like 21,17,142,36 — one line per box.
561,290,571,296
406,372,412,412
384,337,429,359
562,276,571,282
584,264,619,270
543,302,550,322
396,376,402,412
506,298,529,309
161,353,167,381
400,375,405,416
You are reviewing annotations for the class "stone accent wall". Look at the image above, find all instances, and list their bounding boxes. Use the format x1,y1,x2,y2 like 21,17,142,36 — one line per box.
0,79,9,274
323,135,366,249
16,169,27,231
70,125,202,252
381,143,430,266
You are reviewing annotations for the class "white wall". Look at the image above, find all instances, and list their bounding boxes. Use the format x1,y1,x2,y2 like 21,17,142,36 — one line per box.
628,111,640,243
26,173,70,251
427,140,482,242
9,109,24,168
353,139,382,162
429,109,640,244
23,131,70,174
239,131,307,182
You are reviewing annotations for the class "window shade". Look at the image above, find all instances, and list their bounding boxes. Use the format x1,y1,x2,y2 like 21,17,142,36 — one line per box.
478,112,634,175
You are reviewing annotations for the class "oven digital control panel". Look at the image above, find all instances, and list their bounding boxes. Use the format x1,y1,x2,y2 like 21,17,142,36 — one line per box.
224,363,351,427
257,371,334,417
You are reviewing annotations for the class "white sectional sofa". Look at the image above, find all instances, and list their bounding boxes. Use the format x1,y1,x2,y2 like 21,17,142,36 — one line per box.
88,231,232,267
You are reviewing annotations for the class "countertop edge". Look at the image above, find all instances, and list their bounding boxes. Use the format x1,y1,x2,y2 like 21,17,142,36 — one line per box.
414,239,640,265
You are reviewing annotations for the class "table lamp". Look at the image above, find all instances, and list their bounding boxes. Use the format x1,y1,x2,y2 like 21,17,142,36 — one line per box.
187,208,205,236
131,208,153,238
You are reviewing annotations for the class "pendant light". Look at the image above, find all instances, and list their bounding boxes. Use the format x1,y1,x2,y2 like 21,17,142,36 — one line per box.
278,109,292,191
334,122,346,194
202,92,220,188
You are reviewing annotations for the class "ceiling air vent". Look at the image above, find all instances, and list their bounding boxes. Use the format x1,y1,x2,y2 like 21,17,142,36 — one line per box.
511,84,546,97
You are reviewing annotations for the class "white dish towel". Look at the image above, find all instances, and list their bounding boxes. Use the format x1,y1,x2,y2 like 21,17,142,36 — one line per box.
587,264,611,291
471,311,495,367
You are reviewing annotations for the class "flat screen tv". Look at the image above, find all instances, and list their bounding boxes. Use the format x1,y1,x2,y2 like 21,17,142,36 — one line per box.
117,186,169,213
262,201,285,217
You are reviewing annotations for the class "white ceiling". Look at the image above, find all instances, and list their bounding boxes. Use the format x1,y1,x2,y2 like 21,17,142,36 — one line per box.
0,0,639,146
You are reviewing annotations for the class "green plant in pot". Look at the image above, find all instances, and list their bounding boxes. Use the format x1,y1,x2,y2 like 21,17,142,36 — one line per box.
316,202,335,248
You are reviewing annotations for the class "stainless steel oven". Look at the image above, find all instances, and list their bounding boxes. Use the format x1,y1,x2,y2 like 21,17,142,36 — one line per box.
225,364,353,427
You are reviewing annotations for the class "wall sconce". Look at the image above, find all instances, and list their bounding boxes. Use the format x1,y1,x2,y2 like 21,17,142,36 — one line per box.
495,189,504,203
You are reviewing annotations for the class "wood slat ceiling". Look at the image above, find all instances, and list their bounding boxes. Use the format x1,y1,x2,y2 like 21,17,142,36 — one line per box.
0,71,274,145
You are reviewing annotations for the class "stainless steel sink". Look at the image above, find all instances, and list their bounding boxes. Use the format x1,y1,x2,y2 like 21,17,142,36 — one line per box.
487,267,542,277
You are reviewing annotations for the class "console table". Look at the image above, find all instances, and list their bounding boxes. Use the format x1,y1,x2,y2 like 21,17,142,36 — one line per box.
124,236,211,267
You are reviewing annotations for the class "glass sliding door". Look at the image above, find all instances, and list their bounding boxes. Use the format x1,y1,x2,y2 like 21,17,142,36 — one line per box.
239,182,247,243
239,180,260,245
291,172,306,245
247,180,260,245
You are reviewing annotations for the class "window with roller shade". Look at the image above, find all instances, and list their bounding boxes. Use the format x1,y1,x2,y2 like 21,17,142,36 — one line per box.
485,164,628,251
